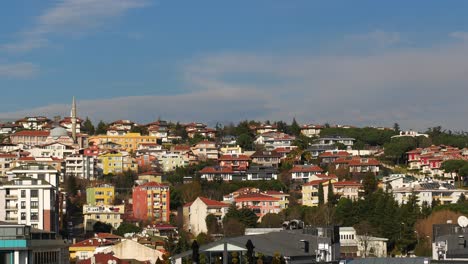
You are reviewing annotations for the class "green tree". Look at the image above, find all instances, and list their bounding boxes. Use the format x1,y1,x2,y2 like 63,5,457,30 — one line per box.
393,123,400,132
82,117,95,135
327,180,337,206
93,221,113,233
237,133,253,150
114,222,142,236
318,182,324,206
290,118,301,136
206,214,222,234
65,175,78,196
362,172,377,196
95,120,108,135
196,232,214,245
223,218,245,237
259,213,283,228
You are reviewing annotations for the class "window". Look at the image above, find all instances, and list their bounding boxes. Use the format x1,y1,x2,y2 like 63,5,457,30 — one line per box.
21,213,26,220
30,213,38,221
21,190,26,198
21,201,26,209
30,190,38,198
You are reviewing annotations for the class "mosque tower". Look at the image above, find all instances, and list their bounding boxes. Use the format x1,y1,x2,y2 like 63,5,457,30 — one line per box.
71,96,77,143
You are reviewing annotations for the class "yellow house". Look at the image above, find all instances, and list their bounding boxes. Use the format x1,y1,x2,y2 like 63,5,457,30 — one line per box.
86,185,115,205
69,238,103,261
301,179,337,207
99,152,138,175
89,133,158,152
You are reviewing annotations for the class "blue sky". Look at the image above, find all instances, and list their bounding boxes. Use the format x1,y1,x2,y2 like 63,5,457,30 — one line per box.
1,0,468,130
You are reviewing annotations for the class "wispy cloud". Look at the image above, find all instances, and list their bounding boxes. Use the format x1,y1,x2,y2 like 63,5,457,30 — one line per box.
1,30,468,131
0,62,39,78
2,0,150,53
345,30,403,49
450,31,468,42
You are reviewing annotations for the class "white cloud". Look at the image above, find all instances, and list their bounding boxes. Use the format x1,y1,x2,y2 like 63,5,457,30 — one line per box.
1,30,468,131
450,31,468,42
0,62,39,78
344,30,402,50
2,0,149,53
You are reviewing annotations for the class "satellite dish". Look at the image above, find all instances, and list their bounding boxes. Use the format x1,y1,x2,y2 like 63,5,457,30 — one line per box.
458,216,468,228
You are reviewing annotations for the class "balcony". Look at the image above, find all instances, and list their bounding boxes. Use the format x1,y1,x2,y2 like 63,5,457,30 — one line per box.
5,216,18,221
5,195,17,199
5,206,18,211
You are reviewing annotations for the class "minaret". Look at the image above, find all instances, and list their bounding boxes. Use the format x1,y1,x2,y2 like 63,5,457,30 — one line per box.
71,96,77,143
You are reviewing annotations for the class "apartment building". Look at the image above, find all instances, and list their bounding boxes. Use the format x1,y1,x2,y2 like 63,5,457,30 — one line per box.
132,182,170,223
86,185,115,205
83,204,124,231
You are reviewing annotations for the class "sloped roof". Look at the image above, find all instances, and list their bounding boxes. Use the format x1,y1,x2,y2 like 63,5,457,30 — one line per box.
289,165,324,173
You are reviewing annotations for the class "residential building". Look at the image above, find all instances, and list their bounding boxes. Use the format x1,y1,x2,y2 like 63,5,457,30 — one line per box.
264,190,289,210
10,130,50,146
98,152,138,175
69,238,115,261
250,150,282,167
14,116,52,130
0,222,69,264
0,123,20,134
392,181,468,206
185,122,216,139
253,124,278,134
407,145,467,177
319,150,351,164
59,116,83,134
86,185,115,205
391,130,429,138
245,166,278,181
234,193,281,219
159,153,189,172
98,239,164,264
16,156,63,175
89,133,158,152
0,177,58,232
191,140,218,160
219,154,250,171
432,222,468,260
219,135,238,148
199,166,235,181
333,156,380,175
302,179,361,207
0,153,17,177
171,226,341,264
183,197,230,235
254,132,296,151
301,124,323,137
83,204,124,231
219,145,242,155
28,142,76,159
290,165,325,182
65,154,98,180
317,135,355,147
132,182,170,223
340,227,388,258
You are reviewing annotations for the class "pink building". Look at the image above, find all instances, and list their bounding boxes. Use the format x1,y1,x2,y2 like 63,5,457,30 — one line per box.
234,193,280,219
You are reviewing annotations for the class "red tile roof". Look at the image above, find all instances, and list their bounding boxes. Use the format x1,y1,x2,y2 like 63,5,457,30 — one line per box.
333,181,362,187
319,151,351,158
12,130,50,137
289,165,324,173
200,166,234,174
70,238,114,248
0,154,16,158
219,154,250,161
303,179,329,186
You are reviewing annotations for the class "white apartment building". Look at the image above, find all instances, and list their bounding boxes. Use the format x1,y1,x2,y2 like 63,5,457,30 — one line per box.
83,204,124,231
0,153,17,177
183,197,230,235
65,154,98,180
392,181,468,206
0,177,56,232
28,142,76,159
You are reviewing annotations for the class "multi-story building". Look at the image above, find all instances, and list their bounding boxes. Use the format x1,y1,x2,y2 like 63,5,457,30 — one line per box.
218,154,250,171
317,135,355,147
245,166,278,181
234,193,281,219
0,222,69,264
199,166,234,181
290,165,325,183
83,204,124,231
254,132,296,151
253,124,278,135
392,181,468,206
28,142,76,159
407,145,467,177
183,196,230,235
302,179,361,207
89,133,158,152
16,156,63,175
65,154,98,180
333,156,380,175
0,153,17,177
132,182,170,223
159,153,189,172
86,185,115,205
98,152,137,175
264,190,290,210
250,150,282,167
191,140,219,160
0,177,57,232
9,130,50,146
300,124,323,138
14,116,52,130
318,150,351,165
